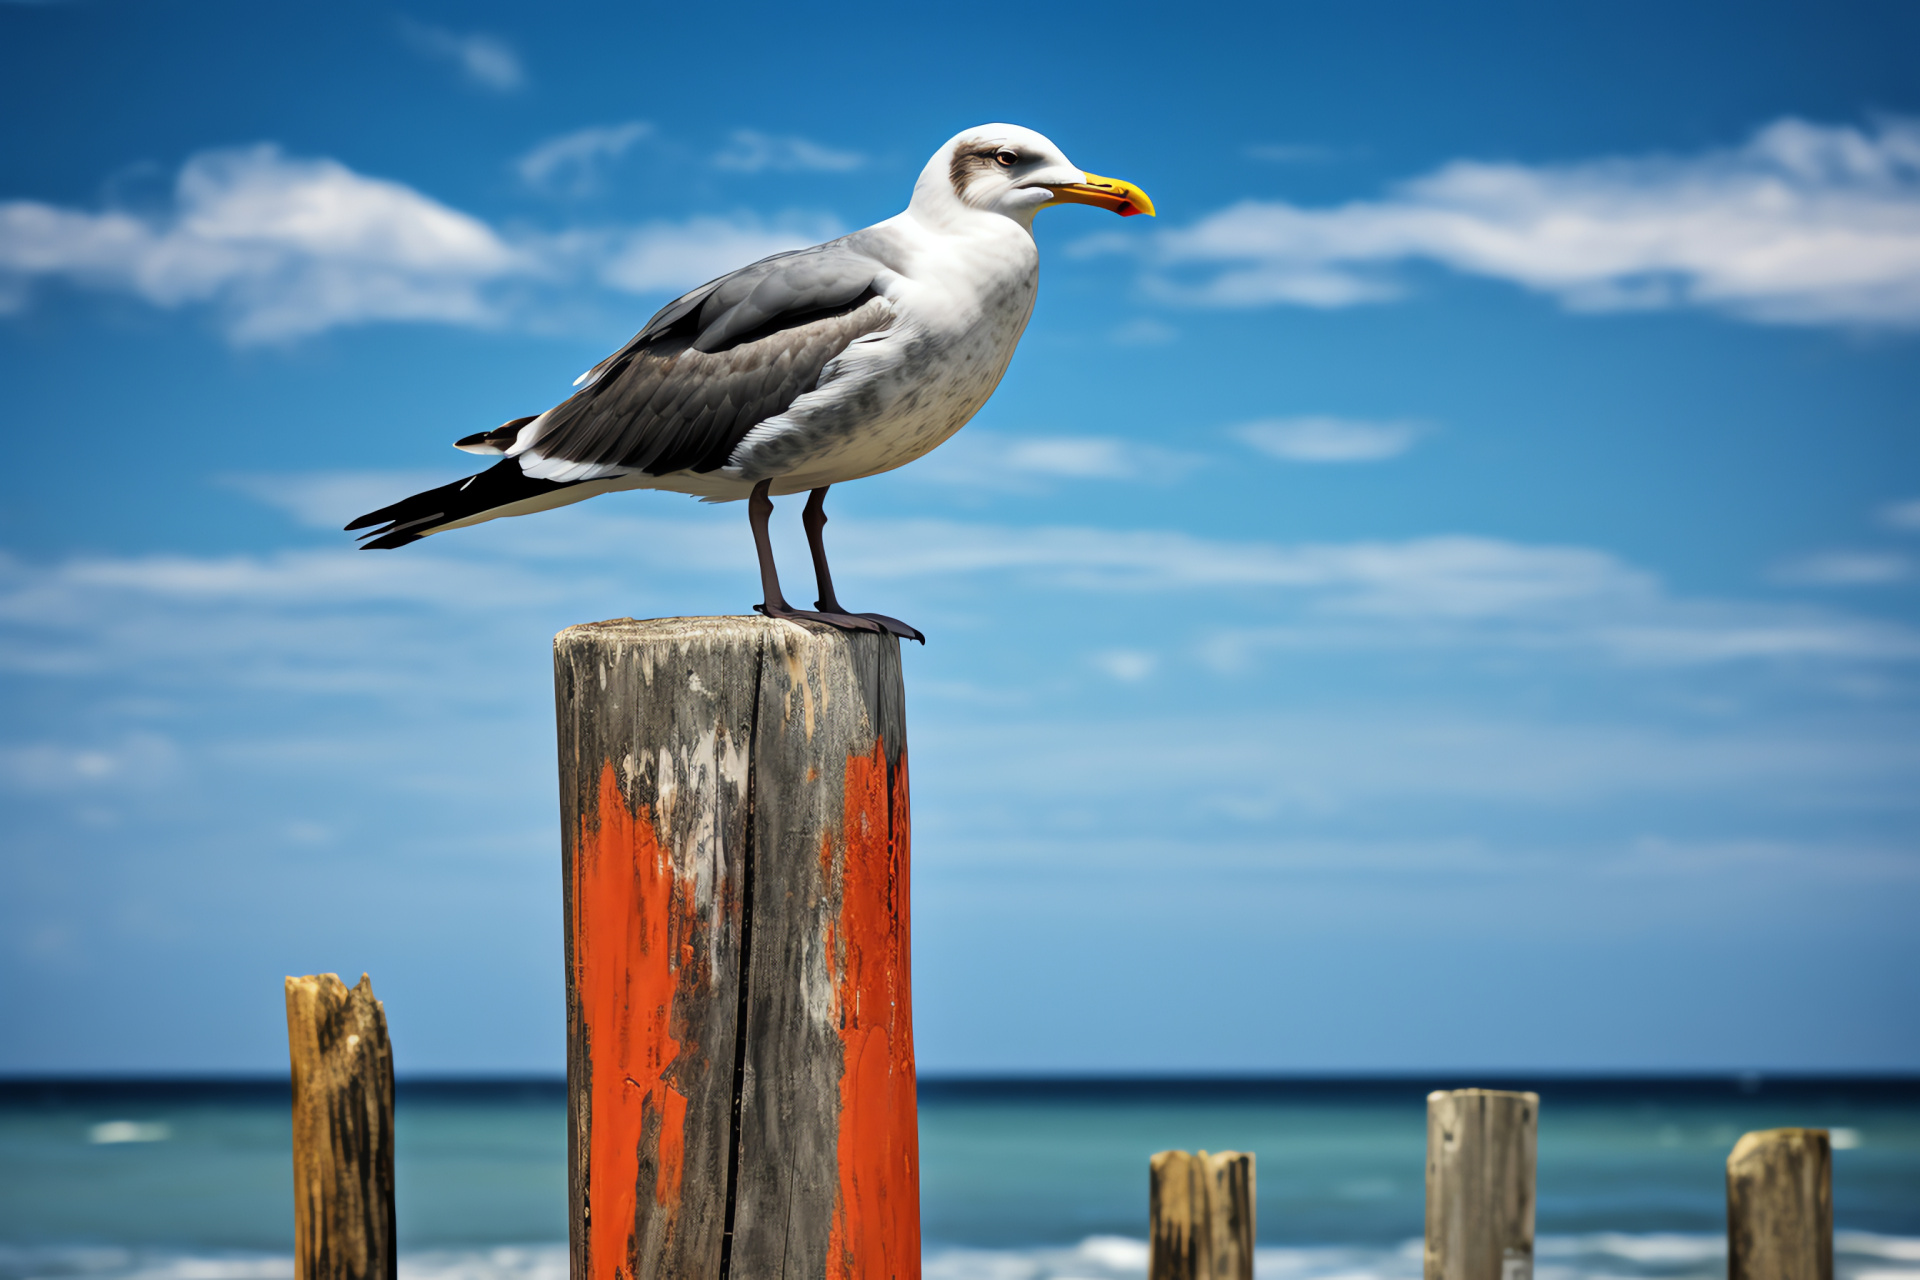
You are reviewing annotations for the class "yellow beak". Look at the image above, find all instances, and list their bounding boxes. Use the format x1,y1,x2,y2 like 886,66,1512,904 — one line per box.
1040,171,1156,218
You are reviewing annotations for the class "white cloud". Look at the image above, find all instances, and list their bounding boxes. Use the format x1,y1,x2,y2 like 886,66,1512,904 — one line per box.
1245,143,1344,164
905,432,1202,492
1091,649,1157,682
1110,317,1177,345
0,147,849,340
1111,117,1920,327
825,521,1645,605
516,121,654,195
4,488,1914,710
399,19,524,92
931,714,1920,818
810,521,1920,666
597,213,843,293
1234,416,1427,462
0,732,181,793
1772,551,1911,586
1882,498,1920,530
0,145,519,340
712,130,865,174
220,471,459,530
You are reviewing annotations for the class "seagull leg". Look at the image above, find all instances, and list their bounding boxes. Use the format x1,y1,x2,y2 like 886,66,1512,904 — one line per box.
803,486,925,644
749,480,883,634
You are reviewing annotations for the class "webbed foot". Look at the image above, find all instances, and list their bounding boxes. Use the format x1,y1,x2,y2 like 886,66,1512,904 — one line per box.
845,611,925,644
754,601,885,634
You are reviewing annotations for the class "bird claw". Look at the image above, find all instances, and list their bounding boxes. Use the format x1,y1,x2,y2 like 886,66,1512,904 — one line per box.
752,602,923,643
755,602,885,635
851,612,925,644
816,599,925,644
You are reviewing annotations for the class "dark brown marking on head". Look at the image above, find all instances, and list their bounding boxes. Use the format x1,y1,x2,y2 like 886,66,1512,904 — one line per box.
948,141,1007,201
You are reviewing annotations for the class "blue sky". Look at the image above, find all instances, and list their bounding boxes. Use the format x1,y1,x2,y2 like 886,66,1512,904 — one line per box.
2,0,1917,1075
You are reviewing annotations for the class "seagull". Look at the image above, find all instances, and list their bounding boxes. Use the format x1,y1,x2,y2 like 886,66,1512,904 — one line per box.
346,124,1153,642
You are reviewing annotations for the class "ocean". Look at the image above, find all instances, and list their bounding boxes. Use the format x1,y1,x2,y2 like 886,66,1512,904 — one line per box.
1,1077,1915,1280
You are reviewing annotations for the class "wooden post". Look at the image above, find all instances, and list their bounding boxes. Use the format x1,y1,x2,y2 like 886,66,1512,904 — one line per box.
1425,1089,1536,1280
1149,1149,1255,1280
554,617,916,1280
285,973,395,1280
1728,1129,1833,1280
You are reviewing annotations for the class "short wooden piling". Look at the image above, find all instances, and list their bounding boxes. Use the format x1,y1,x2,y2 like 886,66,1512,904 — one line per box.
285,973,395,1280
1150,1149,1255,1280
1728,1129,1832,1280
1425,1089,1537,1280
554,616,916,1280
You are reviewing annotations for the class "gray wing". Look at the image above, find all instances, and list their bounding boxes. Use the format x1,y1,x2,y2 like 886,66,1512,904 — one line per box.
516,235,893,477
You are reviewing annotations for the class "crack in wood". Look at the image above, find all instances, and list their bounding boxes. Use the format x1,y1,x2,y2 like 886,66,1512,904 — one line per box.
716,632,765,1280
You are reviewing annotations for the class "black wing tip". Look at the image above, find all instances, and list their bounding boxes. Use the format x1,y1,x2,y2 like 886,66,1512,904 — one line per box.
357,529,427,550
341,458,581,550
351,511,445,548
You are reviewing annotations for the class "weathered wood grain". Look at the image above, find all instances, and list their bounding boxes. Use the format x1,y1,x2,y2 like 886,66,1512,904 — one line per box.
1728,1129,1832,1280
285,973,395,1280
1425,1089,1536,1280
554,616,917,1280
1150,1150,1255,1280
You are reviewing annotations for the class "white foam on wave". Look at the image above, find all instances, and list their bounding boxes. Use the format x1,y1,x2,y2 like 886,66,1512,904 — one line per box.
0,1250,291,1280
1843,1235,1920,1264
922,1234,1920,1280
4,1235,1917,1280
397,1249,567,1280
1539,1233,1727,1264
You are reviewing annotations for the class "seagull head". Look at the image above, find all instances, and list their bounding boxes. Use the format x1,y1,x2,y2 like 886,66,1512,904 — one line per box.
913,124,1155,229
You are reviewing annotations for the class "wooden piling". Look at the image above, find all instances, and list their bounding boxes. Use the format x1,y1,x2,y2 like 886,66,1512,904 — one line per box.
1728,1129,1832,1280
554,616,916,1280
1425,1089,1537,1280
285,973,395,1280
1149,1149,1255,1280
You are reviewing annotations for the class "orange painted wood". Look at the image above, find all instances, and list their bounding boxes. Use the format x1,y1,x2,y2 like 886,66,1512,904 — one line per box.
555,616,917,1280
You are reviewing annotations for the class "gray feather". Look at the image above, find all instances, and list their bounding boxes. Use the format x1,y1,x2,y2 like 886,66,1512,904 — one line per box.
518,233,894,476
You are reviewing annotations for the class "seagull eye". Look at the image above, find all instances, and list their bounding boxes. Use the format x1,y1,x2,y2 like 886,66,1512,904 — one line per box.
994,149,1019,168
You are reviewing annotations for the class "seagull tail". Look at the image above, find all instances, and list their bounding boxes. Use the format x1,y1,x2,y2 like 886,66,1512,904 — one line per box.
346,458,588,549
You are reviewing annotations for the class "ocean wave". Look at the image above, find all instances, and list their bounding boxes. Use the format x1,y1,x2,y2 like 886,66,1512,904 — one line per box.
0,1248,566,1280
3,1235,1916,1280
918,1234,1920,1280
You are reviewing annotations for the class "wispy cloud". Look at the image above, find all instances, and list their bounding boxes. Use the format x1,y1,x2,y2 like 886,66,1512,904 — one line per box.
398,18,524,92
905,432,1203,492
4,484,1915,716
1245,143,1348,164
1110,317,1177,345
814,521,1920,667
219,471,456,529
15,474,1920,681
1882,498,1920,530
927,712,1920,820
1772,551,1912,586
595,213,843,293
1100,117,1920,327
0,146,844,341
1234,416,1428,462
516,122,654,196
712,130,865,174
1090,649,1157,682
0,732,181,794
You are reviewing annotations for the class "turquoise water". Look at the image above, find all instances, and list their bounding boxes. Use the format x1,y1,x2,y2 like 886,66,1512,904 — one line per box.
1,1078,1915,1280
